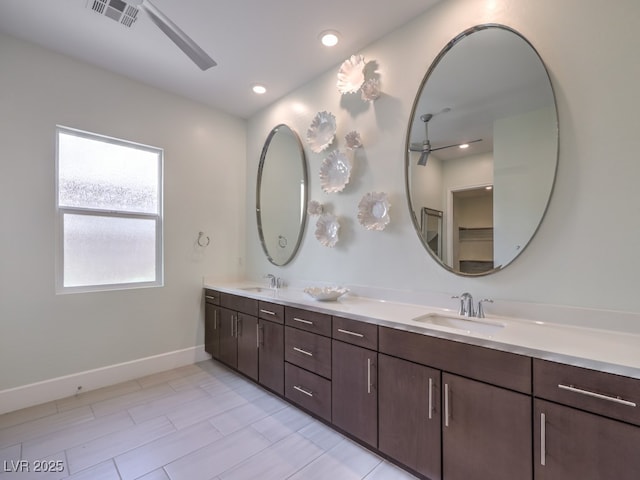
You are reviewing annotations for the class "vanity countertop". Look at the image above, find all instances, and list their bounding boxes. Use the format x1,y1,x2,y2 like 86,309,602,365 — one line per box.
204,281,640,380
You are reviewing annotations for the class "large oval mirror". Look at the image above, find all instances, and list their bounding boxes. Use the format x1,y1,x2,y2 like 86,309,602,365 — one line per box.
257,124,308,266
406,24,558,276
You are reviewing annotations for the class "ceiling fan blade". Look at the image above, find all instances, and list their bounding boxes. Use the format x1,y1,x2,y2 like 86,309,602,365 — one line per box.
431,138,482,152
141,0,216,70
417,150,429,166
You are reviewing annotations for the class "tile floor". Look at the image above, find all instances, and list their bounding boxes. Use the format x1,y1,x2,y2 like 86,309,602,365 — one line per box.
0,361,417,480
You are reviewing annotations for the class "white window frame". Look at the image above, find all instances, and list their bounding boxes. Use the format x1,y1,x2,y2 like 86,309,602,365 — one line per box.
55,126,164,293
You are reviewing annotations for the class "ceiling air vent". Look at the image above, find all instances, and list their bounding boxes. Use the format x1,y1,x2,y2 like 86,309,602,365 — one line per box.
89,0,139,28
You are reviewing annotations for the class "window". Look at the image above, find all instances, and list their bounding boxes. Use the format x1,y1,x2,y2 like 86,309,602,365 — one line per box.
56,126,163,292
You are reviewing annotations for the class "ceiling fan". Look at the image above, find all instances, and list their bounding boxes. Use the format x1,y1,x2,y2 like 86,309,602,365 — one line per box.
410,112,481,166
88,0,216,70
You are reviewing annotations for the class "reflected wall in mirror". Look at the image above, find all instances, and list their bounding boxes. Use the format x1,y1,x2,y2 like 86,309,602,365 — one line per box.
405,24,558,276
257,124,308,266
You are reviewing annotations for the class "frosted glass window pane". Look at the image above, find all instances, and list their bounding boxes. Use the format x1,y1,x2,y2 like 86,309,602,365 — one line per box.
63,214,157,287
58,131,159,214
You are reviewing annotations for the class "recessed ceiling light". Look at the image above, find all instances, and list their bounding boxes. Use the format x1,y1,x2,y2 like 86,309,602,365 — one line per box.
319,30,340,47
252,84,267,95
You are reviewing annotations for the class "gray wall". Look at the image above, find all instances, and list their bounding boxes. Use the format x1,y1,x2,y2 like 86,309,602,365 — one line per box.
245,0,640,320
0,34,247,390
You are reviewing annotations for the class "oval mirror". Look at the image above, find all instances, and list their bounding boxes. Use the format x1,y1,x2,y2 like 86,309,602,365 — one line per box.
406,24,558,276
257,124,308,266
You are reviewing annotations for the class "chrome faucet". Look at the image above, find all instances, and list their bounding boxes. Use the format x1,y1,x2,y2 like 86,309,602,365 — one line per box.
264,274,277,289
452,292,475,317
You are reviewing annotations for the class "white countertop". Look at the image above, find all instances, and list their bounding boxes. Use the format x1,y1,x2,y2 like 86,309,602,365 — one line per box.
204,281,640,380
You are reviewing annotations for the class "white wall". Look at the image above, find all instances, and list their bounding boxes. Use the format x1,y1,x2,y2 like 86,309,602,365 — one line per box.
245,0,640,324
0,34,246,391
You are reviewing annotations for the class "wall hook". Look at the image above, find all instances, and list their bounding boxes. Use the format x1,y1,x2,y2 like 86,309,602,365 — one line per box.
197,231,210,247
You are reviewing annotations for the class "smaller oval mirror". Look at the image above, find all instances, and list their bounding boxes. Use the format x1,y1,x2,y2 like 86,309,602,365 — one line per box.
257,124,308,266
406,24,558,276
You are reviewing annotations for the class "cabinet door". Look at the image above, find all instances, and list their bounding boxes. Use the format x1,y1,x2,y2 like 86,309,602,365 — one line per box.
378,354,441,480
219,307,237,368
442,373,532,480
204,302,220,359
331,340,377,447
237,313,258,381
535,399,640,480
259,319,284,395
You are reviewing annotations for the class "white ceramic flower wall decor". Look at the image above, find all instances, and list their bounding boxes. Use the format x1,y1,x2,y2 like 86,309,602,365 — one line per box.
315,213,340,247
307,200,324,216
345,131,363,149
337,55,366,94
360,78,381,102
319,150,353,193
306,111,337,153
357,192,391,231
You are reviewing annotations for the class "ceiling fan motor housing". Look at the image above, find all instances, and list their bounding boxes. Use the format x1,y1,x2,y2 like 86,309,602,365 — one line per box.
89,0,139,28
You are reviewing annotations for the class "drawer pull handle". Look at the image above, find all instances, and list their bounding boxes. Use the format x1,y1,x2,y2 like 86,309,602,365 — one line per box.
293,347,313,357
444,383,450,427
293,317,314,325
428,377,433,420
260,309,276,316
337,328,364,338
558,384,637,407
540,412,546,466
293,385,314,397
205,295,218,302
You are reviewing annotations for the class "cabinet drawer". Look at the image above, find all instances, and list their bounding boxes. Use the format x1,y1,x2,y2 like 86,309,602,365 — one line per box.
285,327,332,378
220,293,258,316
258,301,284,324
332,316,378,350
379,326,531,394
285,307,331,337
533,359,640,426
285,362,331,422
204,289,220,305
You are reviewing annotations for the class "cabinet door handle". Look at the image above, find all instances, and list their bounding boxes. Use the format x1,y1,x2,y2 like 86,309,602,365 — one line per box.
444,383,450,427
337,328,364,338
293,317,313,325
260,309,276,316
293,347,313,357
428,377,433,420
213,310,218,330
540,412,546,466
293,385,314,397
230,316,235,338
256,323,260,349
558,384,637,407
367,358,372,394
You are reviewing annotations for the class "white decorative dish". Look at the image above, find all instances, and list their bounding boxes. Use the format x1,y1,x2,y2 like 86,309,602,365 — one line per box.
337,55,366,94
361,77,381,102
304,286,349,301
307,200,324,216
315,214,340,247
358,192,391,231
306,111,337,153
319,150,352,193
345,131,363,149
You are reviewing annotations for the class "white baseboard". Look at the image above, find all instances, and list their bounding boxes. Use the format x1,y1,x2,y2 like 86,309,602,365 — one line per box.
0,345,211,415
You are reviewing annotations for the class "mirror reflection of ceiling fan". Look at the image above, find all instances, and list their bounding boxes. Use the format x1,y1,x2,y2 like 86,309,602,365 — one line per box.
410,112,482,166
88,0,216,70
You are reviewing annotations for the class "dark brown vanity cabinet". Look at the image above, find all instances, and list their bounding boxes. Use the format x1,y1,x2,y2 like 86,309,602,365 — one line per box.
257,301,284,395
331,317,379,448
378,354,441,480
204,290,220,359
379,326,532,480
533,359,640,480
284,307,332,422
215,293,259,380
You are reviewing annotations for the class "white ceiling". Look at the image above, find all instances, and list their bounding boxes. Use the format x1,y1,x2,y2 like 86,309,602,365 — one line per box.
0,0,440,119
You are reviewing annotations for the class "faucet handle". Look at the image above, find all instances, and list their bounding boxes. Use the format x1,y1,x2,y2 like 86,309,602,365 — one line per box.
477,298,493,318
451,295,465,316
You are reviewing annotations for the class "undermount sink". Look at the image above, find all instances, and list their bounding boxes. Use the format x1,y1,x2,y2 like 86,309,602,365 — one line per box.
412,312,505,335
239,286,277,294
